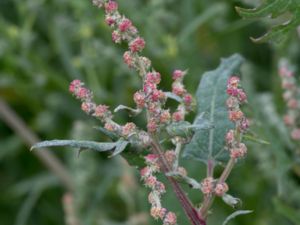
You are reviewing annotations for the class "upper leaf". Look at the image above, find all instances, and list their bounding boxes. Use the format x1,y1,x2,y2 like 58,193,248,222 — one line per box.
31,139,128,156
236,0,300,43
183,54,244,164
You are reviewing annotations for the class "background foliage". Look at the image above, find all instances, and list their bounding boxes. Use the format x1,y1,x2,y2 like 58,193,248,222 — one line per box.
0,0,300,225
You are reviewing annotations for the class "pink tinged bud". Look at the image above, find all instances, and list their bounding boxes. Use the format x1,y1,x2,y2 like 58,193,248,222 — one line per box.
105,16,116,26
145,154,159,164
140,166,151,179
240,117,250,132
143,81,156,94
226,87,239,97
112,30,121,43
228,110,244,122
123,51,134,68
144,175,157,188
133,91,145,108
164,150,176,165
287,99,298,109
155,181,166,194
283,115,295,126
291,128,300,140
118,18,132,32
151,207,167,220
172,70,185,80
226,97,238,109
225,129,235,145
129,37,145,53
163,212,177,225
139,57,151,70
160,110,171,124
122,122,136,136
146,72,161,84
151,89,165,102
172,82,186,96
104,122,115,132
230,143,247,158
183,94,193,106
215,183,229,196
201,177,214,195
105,1,118,13
237,89,247,102
148,192,156,205
81,102,95,114
69,79,82,93
227,76,240,87
147,119,158,132
172,111,184,122
94,104,109,118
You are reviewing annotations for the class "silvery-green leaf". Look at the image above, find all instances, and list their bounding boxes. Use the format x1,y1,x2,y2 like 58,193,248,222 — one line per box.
222,210,253,225
222,194,242,208
183,54,244,164
93,126,119,141
165,92,183,103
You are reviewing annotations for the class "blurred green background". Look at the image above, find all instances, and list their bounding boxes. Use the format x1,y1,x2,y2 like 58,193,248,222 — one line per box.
1,0,300,225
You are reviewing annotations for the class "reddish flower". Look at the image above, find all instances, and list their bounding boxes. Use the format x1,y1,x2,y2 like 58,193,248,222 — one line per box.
118,18,132,32
105,1,118,13
129,37,145,52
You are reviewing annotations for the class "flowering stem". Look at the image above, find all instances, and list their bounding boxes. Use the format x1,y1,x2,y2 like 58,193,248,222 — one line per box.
150,139,206,225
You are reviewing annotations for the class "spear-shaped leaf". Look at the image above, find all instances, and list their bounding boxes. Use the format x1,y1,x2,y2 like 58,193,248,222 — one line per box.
183,54,244,164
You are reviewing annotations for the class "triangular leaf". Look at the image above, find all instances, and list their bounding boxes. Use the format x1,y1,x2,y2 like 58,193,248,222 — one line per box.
183,54,244,164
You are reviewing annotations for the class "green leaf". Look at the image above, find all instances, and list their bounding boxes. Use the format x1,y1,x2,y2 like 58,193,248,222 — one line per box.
236,0,300,44
31,139,128,156
273,197,300,224
243,133,270,145
183,54,244,164
93,126,119,141
222,210,253,225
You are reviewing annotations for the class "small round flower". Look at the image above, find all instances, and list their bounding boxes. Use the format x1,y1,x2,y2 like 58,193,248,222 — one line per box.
201,177,214,195
172,70,185,80
146,72,161,84
291,128,300,140
148,192,156,205
147,119,158,132
81,102,95,114
227,76,240,88
94,104,109,118
237,89,247,103
215,182,229,196
76,87,91,100
163,212,177,225
226,97,238,109
155,181,166,194
129,37,145,53
145,154,159,164
164,150,176,165
140,166,151,179
239,117,250,132
151,89,165,102
104,121,115,132
172,111,184,122
144,175,157,188
122,122,136,136
105,1,118,13
225,129,235,145
230,143,247,158
105,16,116,26
287,99,298,109
133,91,145,108
228,110,244,122
183,94,193,106
69,79,82,93
123,51,134,67
172,82,186,96
118,18,132,32
160,110,171,124
112,30,121,43
151,207,167,220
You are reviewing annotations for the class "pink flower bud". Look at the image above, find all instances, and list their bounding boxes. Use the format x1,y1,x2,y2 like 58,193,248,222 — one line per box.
144,175,157,188
105,1,118,13
146,72,161,84
164,150,176,165
105,16,116,26
148,192,156,205
151,207,167,220
228,110,244,122
147,119,158,132
227,76,240,88
145,154,159,164
226,97,238,109
81,102,95,114
172,82,186,96
140,166,151,179
177,167,187,176
183,94,193,106
160,110,171,124
104,122,115,132
287,99,298,109
129,37,145,52
76,87,91,100
118,18,132,32
215,183,229,196
69,80,82,93
226,87,239,97
225,129,235,145
237,89,247,102
230,143,247,158
172,111,184,122
133,91,145,108
163,212,177,225
282,80,295,89
201,177,214,195
122,122,136,136
112,30,121,43
240,117,250,132
123,51,134,67
291,128,300,140
172,70,185,80
94,104,109,118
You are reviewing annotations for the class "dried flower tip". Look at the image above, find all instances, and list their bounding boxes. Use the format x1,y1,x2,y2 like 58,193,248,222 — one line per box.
122,122,136,136
215,182,229,196
291,128,300,140
172,70,186,80
129,37,145,53
228,110,244,122
118,18,132,32
201,177,214,195
163,212,177,225
226,97,239,109
148,192,156,205
237,89,247,103
104,1,118,13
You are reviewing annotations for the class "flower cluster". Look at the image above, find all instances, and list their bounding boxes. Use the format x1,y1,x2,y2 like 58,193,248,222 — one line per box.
200,177,228,197
226,76,249,159
140,154,177,225
279,60,300,141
